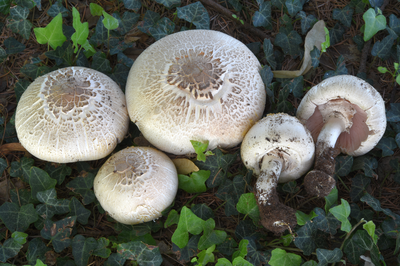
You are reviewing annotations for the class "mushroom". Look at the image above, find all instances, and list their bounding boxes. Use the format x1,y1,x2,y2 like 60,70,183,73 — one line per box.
296,75,386,197
241,113,315,234
15,67,129,163
93,146,178,225
126,29,266,155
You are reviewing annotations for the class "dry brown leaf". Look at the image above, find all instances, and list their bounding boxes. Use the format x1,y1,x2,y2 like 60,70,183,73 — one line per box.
0,143,26,155
272,20,326,78
172,158,199,175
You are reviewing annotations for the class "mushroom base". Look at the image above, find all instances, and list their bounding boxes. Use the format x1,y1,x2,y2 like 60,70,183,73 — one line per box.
255,190,297,235
304,145,339,197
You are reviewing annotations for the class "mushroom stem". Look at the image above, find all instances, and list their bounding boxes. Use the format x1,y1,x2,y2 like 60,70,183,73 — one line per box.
255,154,297,234
304,117,343,197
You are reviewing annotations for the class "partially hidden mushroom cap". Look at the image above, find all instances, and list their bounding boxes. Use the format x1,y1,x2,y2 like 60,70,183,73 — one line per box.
126,29,266,155
15,67,129,163
296,75,386,156
241,113,315,183
93,146,178,225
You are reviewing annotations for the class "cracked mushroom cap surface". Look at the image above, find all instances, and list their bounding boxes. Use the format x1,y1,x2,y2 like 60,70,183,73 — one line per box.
93,146,178,225
126,29,266,155
296,75,386,156
15,67,129,163
241,113,315,183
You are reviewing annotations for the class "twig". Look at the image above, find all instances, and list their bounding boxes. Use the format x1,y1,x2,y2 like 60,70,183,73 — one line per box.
199,0,272,41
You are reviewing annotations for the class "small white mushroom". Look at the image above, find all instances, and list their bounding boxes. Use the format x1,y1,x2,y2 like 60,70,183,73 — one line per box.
241,113,315,233
15,67,129,163
296,75,386,197
126,29,266,155
93,146,178,225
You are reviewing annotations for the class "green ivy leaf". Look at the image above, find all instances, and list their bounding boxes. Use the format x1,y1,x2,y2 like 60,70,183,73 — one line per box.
47,0,69,17
332,5,354,27
198,219,227,250
269,248,302,266
171,206,205,248
363,8,386,41
148,17,175,40
172,235,200,263
363,221,378,244
316,248,343,265
236,193,259,223
389,14,400,35
390,159,400,184
232,239,249,260
253,1,272,29
276,85,293,114
235,220,258,240
294,221,318,255
117,241,163,266
0,158,7,174
36,188,70,220
7,6,33,39
67,197,90,225
387,103,400,122
155,0,181,8
72,235,98,266
106,253,126,265
45,41,73,66
335,155,353,177
371,32,397,60
312,207,341,235
29,167,57,201
216,174,249,216
113,12,140,35
263,39,276,70
40,216,77,253
71,7,89,53
0,234,24,262
343,236,364,265
93,237,111,258
360,193,396,217
20,64,51,80
296,210,318,226
0,202,38,232
329,23,345,45
191,140,210,162
352,230,380,266
282,180,299,194
285,0,303,17
0,0,11,14
296,11,317,35
274,30,303,58
310,46,320,68
26,238,50,265
350,174,371,202
246,238,269,265
91,51,112,73
102,11,119,30
138,10,160,35
329,199,351,233
323,55,348,79
34,13,67,49
44,163,72,185
176,2,210,29
4,37,25,55
178,170,210,193
122,0,141,12
89,3,103,16
351,156,378,178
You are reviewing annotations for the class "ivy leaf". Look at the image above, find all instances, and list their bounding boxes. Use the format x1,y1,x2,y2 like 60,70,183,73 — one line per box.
34,13,67,49
102,11,119,30
90,16,108,45
45,41,73,66
0,0,12,14
71,7,89,53
29,167,57,201
253,1,272,29
216,174,249,216
113,12,140,35
371,32,397,60
4,37,25,55
351,156,378,178
91,52,112,73
109,63,130,90
323,55,348,79
350,174,371,202
236,193,259,223
117,241,163,266
93,237,111,258
227,0,242,12
7,6,33,39
0,233,24,262
172,235,200,263
0,202,38,232
192,204,215,221
109,37,133,55
294,221,318,255
72,235,98,266
296,11,317,35
274,30,303,58
376,137,398,156
138,10,160,35
389,14,400,35
329,199,351,233
316,248,343,265
122,0,141,12
44,163,72,185
195,149,236,188
352,230,380,266
155,0,181,8
171,206,205,248
282,180,299,194
20,64,51,80
332,5,354,27
276,85,294,114
360,193,397,218
176,2,210,29
36,188,70,220
387,103,400,122
363,8,386,41
329,23,345,45
198,219,227,250
285,0,303,17
66,173,96,205
69,197,91,224
178,170,210,193
363,221,378,244
246,238,270,265
390,159,400,184
47,0,69,17
26,238,50,265
148,17,175,41
235,220,258,240
40,216,77,253
335,155,353,177
312,207,341,235
343,236,364,265
296,210,318,226
263,39,276,70
269,248,302,266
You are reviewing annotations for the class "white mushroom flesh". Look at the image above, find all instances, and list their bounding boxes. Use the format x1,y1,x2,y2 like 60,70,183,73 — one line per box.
126,30,266,155
94,147,178,225
15,67,129,163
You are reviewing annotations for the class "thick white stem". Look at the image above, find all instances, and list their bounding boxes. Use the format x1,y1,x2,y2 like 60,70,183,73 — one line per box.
256,154,283,205
316,117,346,155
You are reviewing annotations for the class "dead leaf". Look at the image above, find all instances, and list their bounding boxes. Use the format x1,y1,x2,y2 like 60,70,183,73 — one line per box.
0,143,26,155
172,158,199,175
273,20,326,78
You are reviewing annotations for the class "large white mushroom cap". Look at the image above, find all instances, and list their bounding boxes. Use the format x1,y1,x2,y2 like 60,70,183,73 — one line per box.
15,67,129,163
296,75,386,156
126,29,266,155
93,146,178,225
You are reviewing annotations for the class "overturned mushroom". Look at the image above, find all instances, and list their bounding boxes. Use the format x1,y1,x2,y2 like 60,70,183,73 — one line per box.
126,29,266,155
94,146,178,225
241,113,315,234
15,67,129,163
296,75,386,197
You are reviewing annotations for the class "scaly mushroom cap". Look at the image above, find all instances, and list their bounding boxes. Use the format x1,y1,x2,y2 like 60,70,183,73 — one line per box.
241,113,315,183
296,75,386,156
93,146,178,225
126,30,266,155
15,67,129,163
